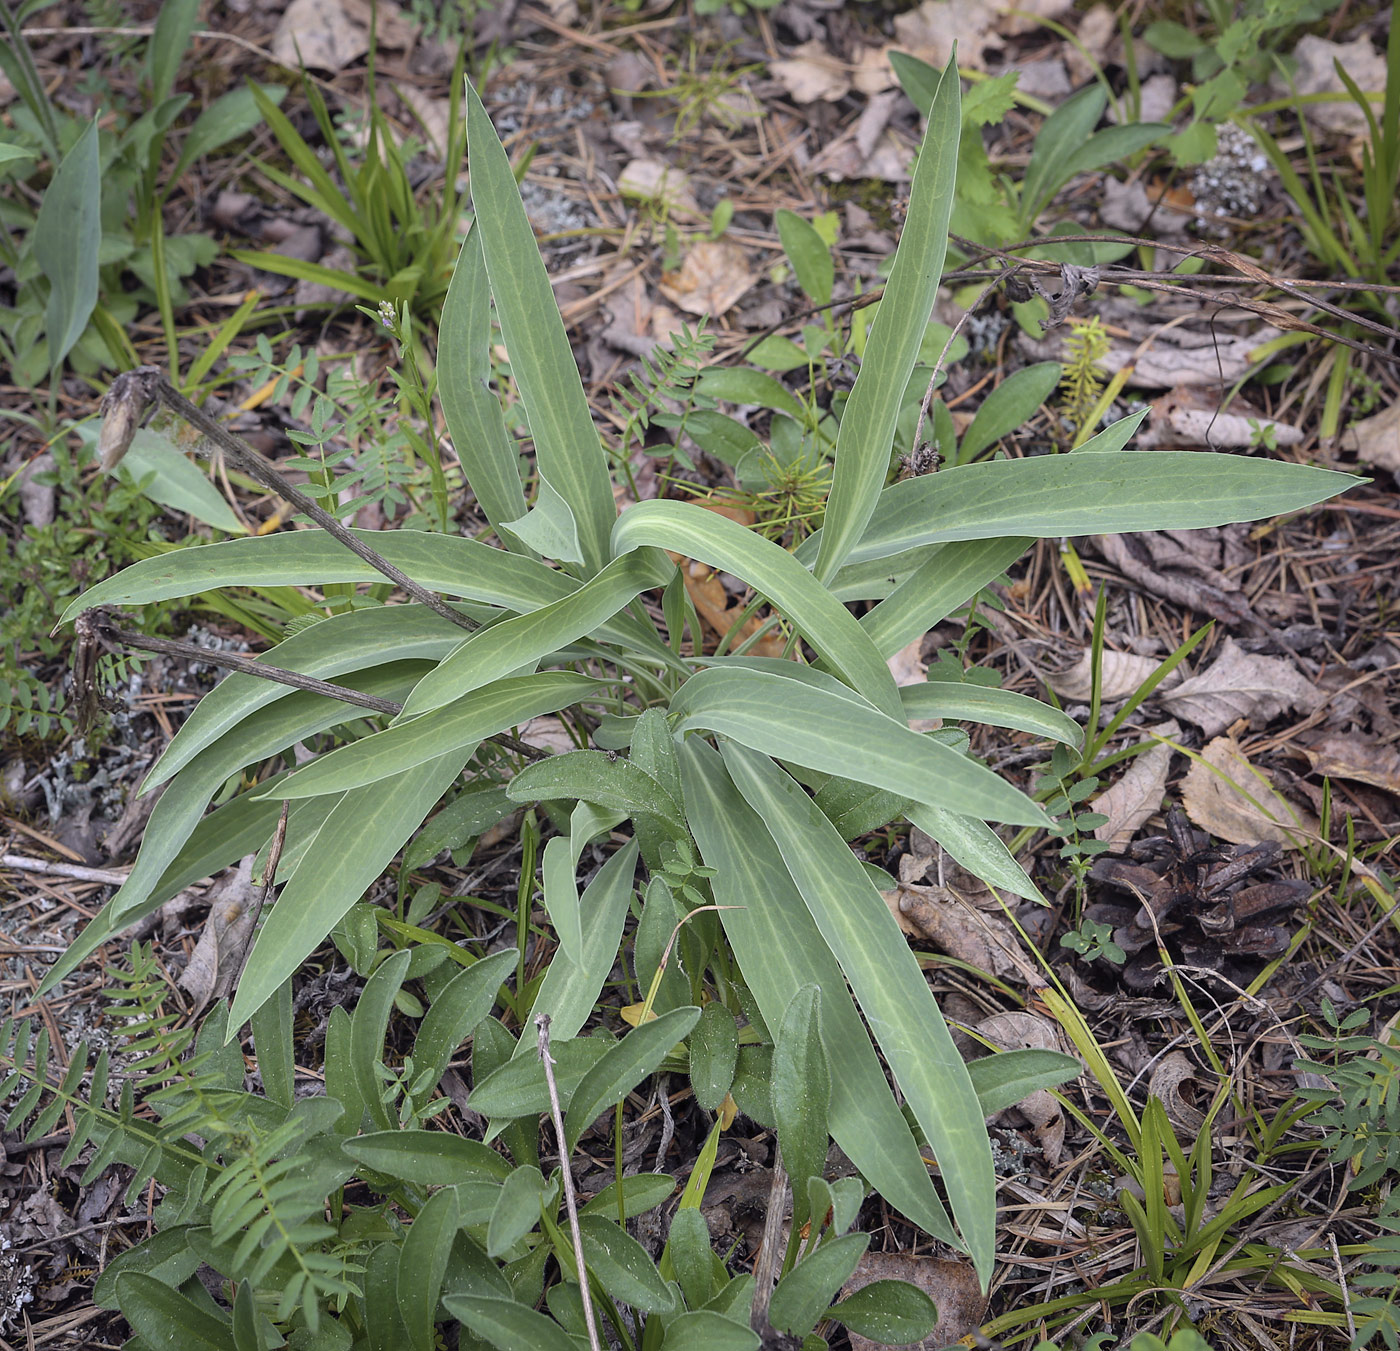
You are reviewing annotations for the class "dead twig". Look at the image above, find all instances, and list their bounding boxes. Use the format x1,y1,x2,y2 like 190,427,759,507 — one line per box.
536,1012,604,1351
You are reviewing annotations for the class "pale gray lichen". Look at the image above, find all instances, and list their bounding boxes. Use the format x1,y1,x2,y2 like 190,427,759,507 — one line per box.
0,1237,36,1335
1190,123,1272,233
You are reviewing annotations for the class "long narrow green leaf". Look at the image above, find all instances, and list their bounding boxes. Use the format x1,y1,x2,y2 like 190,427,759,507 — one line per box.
272,672,604,798
411,949,517,1108
672,667,1048,827
353,950,413,1131
860,537,1029,656
815,54,959,584
227,747,473,1029
612,500,901,719
720,742,995,1284
906,803,1043,903
398,549,674,718
541,802,623,964
900,681,1081,746
466,81,616,575
837,450,1360,566
35,118,101,372
146,606,469,791
36,666,426,998
440,226,532,543
445,1294,577,1351
565,1006,700,1153
115,1273,235,1351
512,840,639,1057
398,1186,458,1351
678,739,959,1249
58,529,575,624
960,363,1061,462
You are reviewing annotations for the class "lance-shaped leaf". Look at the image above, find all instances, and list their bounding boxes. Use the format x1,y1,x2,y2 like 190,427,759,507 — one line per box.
565,1005,700,1153
271,672,606,798
398,549,673,718
227,747,474,1029
773,985,830,1226
410,949,518,1111
439,226,532,544
58,529,574,624
516,840,639,1054
859,536,1030,657
540,801,624,964
906,803,1044,904
466,81,616,575
678,739,958,1249
507,749,687,839
815,54,959,584
673,667,1048,827
145,606,469,791
612,499,901,719
35,118,100,373
721,742,996,1284
835,446,1362,567
900,681,1082,747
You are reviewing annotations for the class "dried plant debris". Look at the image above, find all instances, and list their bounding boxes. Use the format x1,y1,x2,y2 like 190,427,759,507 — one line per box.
1085,810,1311,992
1158,637,1323,737
1180,733,1318,847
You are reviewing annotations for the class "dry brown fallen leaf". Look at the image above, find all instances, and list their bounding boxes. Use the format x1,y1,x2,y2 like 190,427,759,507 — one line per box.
1148,1050,1207,1135
769,40,852,104
841,1251,987,1351
893,0,1005,70
1284,35,1388,137
1135,384,1303,449
179,856,259,1013
886,862,1039,985
1344,398,1400,474
1181,735,1316,848
1044,648,1178,703
519,716,577,756
618,160,701,216
1302,734,1400,798
272,0,416,71
974,1010,1067,1165
1091,720,1180,851
1158,638,1322,738
657,240,756,318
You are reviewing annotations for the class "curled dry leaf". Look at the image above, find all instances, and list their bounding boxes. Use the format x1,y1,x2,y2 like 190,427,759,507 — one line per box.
519,716,577,756
178,857,259,1013
657,240,757,318
1091,721,1179,851
1301,734,1400,798
769,41,852,104
1136,384,1303,449
886,862,1040,985
841,1251,987,1351
1181,735,1316,848
1285,35,1389,137
975,1010,1067,1165
1148,1049,1207,1135
1158,638,1323,738
1044,648,1178,703
618,160,701,216
892,0,1005,70
1343,398,1400,474
272,0,416,70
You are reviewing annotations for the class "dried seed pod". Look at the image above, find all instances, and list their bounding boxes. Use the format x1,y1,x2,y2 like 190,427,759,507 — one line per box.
97,366,161,470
